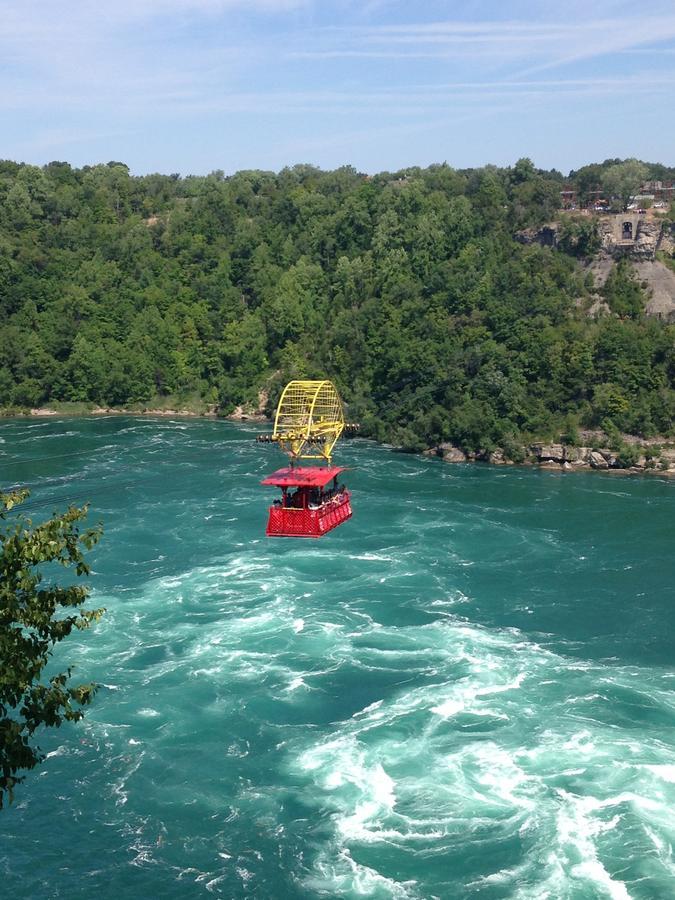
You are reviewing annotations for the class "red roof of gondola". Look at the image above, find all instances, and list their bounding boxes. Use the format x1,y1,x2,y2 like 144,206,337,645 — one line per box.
261,466,345,488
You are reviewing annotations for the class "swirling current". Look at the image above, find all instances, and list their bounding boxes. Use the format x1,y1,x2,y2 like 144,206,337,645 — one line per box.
1,416,674,900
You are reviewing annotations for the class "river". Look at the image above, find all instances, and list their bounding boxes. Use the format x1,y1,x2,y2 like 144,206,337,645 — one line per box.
1,416,674,899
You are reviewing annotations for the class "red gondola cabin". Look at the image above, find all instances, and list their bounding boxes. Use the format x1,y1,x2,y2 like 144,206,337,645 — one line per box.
261,466,352,538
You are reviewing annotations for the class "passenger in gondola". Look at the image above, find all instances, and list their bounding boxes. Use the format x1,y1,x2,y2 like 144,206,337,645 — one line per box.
308,488,321,510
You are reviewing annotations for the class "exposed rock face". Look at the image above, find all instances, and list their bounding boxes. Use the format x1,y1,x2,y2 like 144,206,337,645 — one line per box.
533,443,565,462
583,256,675,322
585,256,615,290
589,451,610,469
488,448,510,465
634,220,663,260
438,443,467,463
531,444,596,465
597,214,661,261
435,438,675,476
660,224,675,256
514,225,559,248
566,447,592,466
634,260,675,321
518,216,667,262
515,215,675,319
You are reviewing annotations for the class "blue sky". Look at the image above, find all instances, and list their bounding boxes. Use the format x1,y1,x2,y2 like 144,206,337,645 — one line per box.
2,0,675,176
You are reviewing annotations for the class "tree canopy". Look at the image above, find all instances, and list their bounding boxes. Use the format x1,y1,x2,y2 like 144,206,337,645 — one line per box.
0,491,103,807
601,159,649,212
0,157,673,452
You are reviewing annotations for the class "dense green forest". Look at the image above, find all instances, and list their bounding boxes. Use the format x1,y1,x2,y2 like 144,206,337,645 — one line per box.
0,157,673,454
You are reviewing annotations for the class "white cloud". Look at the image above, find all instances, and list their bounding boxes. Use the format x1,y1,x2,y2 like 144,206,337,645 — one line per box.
293,15,675,70
1,1,674,172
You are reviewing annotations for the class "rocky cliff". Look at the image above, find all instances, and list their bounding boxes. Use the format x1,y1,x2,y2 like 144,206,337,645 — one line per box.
429,435,675,476
517,214,675,322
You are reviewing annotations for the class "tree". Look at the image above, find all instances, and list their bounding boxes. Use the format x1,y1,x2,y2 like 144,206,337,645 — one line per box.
601,159,648,212
0,491,103,808
0,156,672,452
558,216,601,257
570,162,603,205
511,157,536,185
603,259,647,319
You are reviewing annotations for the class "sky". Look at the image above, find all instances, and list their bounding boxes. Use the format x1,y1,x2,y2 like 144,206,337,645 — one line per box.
2,0,675,177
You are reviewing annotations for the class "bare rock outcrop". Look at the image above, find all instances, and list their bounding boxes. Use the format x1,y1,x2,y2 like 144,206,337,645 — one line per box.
634,220,663,260
585,256,615,290
514,225,558,248
433,437,675,476
488,448,511,465
634,260,675,321
659,224,675,256
532,443,565,463
589,451,610,469
597,214,661,261
438,443,467,463
583,256,675,322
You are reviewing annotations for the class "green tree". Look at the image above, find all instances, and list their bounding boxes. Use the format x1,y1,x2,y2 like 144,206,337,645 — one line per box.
558,216,601,257
511,157,537,185
570,162,603,205
0,156,672,452
0,491,103,807
601,159,648,212
603,259,646,319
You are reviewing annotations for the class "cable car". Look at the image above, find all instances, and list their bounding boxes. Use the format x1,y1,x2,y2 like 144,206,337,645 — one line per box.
261,465,351,538
257,380,356,538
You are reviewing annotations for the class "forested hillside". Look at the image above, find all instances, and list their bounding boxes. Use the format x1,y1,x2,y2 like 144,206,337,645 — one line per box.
1,158,673,454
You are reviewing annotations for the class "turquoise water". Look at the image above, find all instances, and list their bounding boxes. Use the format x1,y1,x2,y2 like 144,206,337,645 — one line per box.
1,416,674,900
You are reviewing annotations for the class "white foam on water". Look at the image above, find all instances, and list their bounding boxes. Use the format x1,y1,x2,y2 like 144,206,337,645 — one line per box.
204,874,227,892
349,553,396,562
307,848,420,900
552,790,632,900
644,825,675,879
45,745,68,759
472,744,536,812
430,697,464,717
288,615,675,897
39,530,675,900
431,670,525,719
642,764,675,784
110,751,145,808
301,737,396,840
429,591,471,608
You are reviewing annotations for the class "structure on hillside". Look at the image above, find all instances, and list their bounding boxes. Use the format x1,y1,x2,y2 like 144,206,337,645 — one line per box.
518,213,670,262
598,213,664,260
560,180,674,211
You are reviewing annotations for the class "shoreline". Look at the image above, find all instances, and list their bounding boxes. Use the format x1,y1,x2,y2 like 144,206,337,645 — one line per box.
3,406,675,478
12,404,268,422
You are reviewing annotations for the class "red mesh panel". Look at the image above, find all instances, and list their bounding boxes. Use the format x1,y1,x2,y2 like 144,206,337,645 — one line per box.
266,491,352,538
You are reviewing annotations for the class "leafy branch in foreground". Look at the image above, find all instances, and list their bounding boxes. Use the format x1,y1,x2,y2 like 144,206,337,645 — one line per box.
0,490,104,808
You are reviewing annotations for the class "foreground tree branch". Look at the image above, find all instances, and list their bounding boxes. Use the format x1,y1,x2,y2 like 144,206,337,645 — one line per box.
0,490,104,808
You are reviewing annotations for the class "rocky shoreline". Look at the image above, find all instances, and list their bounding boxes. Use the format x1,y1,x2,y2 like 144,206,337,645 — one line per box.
5,409,674,477
18,405,267,422
427,434,675,476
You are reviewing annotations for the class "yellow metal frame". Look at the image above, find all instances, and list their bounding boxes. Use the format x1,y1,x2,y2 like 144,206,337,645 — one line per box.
273,380,344,462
